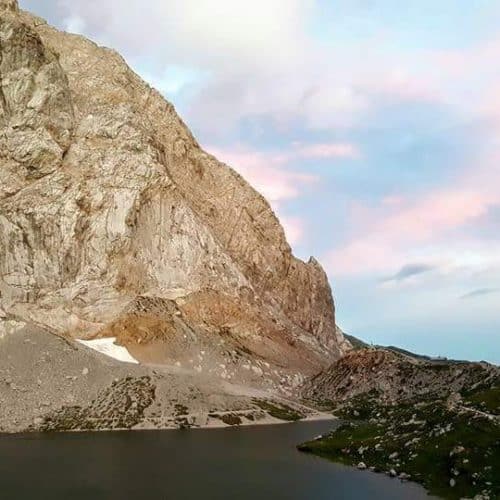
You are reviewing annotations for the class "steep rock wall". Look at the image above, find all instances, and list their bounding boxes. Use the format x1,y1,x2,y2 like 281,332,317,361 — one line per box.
0,1,349,373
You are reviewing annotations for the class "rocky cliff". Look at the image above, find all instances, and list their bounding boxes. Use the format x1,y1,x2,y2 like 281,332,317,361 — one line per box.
0,0,349,389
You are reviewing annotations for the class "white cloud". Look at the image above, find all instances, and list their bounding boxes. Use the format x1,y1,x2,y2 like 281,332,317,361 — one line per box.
64,15,86,35
55,0,314,71
21,0,455,138
28,0,377,135
22,0,500,140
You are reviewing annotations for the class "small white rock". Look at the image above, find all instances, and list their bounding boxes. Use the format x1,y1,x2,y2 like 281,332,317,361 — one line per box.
252,366,263,376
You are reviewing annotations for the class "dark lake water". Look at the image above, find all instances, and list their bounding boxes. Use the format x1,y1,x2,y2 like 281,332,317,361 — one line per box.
0,421,433,499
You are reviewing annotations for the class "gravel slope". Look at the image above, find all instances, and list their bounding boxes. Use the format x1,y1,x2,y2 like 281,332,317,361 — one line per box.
0,325,326,433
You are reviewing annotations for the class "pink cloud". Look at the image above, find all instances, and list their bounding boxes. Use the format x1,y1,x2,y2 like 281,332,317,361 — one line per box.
327,146,500,276
207,142,358,248
431,39,500,79
381,190,494,240
478,87,500,124
207,140,358,205
280,215,304,247
381,195,405,207
208,146,317,204
367,72,442,103
327,181,499,276
208,145,313,247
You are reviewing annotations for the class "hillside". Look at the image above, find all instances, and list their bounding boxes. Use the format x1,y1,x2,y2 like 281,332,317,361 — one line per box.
299,348,500,499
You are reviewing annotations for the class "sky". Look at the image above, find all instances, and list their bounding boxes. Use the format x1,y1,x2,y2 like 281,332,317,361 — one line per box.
20,0,500,363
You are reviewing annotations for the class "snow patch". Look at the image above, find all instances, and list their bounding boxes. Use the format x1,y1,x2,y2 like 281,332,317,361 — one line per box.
77,337,139,364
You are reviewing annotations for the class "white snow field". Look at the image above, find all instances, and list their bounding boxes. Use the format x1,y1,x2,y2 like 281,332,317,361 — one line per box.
76,337,139,364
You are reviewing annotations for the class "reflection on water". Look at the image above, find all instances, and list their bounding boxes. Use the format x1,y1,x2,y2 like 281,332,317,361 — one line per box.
0,421,433,499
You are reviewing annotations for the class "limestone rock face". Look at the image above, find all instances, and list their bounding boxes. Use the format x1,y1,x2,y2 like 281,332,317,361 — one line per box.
0,2,349,375
0,1,18,14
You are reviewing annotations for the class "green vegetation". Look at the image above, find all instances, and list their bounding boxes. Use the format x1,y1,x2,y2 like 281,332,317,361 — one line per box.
299,394,499,499
35,376,156,431
220,414,243,426
252,399,304,421
463,386,500,416
343,334,369,351
174,403,189,416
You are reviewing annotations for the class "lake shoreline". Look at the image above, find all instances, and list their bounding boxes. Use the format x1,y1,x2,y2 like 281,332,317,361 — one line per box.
0,412,338,438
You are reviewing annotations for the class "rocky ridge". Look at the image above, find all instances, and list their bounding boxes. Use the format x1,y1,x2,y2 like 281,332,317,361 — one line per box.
302,348,499,404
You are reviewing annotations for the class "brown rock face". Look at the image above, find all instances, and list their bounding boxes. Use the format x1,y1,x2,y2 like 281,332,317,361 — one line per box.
0,3,349,376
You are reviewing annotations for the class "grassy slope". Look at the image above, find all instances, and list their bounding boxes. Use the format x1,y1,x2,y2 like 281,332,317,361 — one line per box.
298,388,500,499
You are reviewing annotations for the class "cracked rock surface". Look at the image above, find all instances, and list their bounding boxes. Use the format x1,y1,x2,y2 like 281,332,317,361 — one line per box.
0,1,348,431
0,0,348,368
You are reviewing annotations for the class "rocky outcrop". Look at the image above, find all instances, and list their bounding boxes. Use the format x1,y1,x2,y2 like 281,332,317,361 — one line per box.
299,348,500,500
301,348,499,403
0,1,348,380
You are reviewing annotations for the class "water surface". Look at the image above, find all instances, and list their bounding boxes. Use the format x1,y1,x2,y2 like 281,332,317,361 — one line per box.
0,421,432,499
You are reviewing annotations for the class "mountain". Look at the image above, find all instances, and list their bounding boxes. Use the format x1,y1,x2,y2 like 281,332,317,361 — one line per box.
0,0,351,432
3,11,495,498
